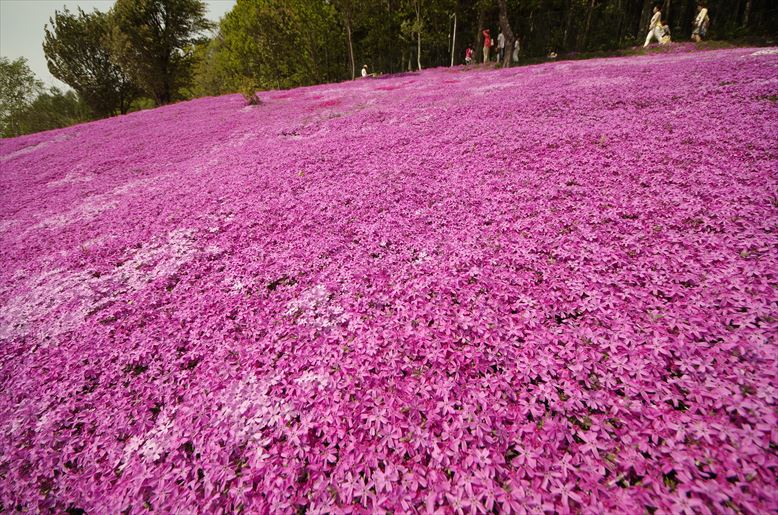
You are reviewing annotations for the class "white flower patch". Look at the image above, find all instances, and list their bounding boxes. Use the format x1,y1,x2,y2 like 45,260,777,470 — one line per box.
117,228,199,291
117,411,175,469
286,284,347,329
117,435,143,472
413,250,430,265
0,267,96,340
0,134,68,163
750,48,778,56
295,370,330,389
204,245,223,258
223,272,251,294
109,176,156,197
0,219,17,234
32,195,118,230
31,178,154,232
139,439,163,462
571,76,634,88
47,168,94,188
215,372,291,445
219,130,262,150
468,82,515,96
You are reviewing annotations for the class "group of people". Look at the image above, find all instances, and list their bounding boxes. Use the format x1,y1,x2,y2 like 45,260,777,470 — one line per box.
368,2,711,73
465,29,520,65
644,2,710,48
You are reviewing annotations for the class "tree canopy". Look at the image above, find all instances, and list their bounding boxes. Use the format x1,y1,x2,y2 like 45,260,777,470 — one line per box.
0,57,91,138
44,7,138,116
194,0,343,96
0,57,44,137
110,0,214,105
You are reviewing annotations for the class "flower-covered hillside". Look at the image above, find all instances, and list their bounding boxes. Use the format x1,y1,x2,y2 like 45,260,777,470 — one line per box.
1,47,777,513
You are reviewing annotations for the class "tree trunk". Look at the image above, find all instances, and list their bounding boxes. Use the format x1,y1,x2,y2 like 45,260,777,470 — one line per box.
415,0,422,70
562,0,573,51
324,38,330,82
743,0,752,27
581,0,596,50
476,2,486,62
120,90,128,115
346,18,355,79
449,12,457,66
638,0,653,45
672,0,687,34
496,0,515,67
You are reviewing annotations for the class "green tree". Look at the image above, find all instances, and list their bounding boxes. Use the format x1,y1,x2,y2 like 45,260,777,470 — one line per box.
332,0,367,79
496,0,516,66
190,36,232,97
43,7,138,116
350,2,404,74
212,0,344,92
0,57,43,137
411,0,424,70
14,87,92,136
110,0,214,105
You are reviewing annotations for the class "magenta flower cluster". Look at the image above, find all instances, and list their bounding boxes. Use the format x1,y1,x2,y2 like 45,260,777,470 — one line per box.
0,46,776,513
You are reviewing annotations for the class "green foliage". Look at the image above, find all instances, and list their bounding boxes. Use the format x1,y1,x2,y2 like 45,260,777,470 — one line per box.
128,96,157,112
239,78,262,106
189,37,232,97
204,0,344,94
11,88,93,137
0,57,44,137
43,7,138,117
110,0,214,105
350,2,405,73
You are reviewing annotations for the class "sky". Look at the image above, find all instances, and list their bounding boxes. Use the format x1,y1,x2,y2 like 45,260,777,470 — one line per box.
0,0,236,89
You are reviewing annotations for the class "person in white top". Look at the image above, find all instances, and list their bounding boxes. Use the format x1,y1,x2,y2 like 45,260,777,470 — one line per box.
512,39,520,63
643,5,665,47
692,2,710,42
497,31,506,62
361,65,368,78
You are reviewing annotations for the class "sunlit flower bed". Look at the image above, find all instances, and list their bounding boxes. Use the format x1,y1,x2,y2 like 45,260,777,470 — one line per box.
1,46,776,513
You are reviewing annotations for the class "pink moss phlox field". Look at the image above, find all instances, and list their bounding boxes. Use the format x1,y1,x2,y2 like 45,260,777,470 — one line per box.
1,47,777,513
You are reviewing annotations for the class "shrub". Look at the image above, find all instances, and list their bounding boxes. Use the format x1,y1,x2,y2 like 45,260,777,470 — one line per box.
239,79,261,106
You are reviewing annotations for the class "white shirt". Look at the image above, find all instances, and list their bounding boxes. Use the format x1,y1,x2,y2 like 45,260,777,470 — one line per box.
361,67,367,77
695,8,708,27
649,11,661,30
497,33,505,49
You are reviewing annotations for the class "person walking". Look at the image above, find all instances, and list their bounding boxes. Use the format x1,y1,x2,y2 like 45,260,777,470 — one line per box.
512,38,520,63
497,31,506,63
692,2,710,42
643,5,664,48
482,29,491,63
465,46,473,65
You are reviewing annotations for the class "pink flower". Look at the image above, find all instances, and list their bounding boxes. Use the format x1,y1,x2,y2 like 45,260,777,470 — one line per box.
1,45,776,514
